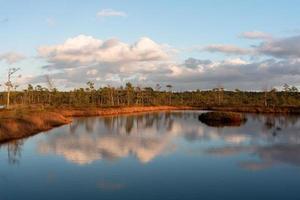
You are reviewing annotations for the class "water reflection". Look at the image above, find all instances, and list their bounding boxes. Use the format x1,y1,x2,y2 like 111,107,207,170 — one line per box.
205,114,300,170
0,140,24,165
37,112,181,165
1,111,300,171
206,143,300,170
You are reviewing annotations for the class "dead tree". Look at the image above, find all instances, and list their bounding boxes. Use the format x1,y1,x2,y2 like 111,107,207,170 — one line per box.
5,68,20,109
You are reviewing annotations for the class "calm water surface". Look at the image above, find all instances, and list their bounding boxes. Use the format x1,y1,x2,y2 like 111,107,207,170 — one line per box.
1,111,300,200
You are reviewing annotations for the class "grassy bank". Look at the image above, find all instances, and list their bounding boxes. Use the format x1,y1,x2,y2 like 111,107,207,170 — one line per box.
0,111,71,143
0,106,191,143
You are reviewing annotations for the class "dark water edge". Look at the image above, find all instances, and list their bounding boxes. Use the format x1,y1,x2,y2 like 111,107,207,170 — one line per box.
1,111,300,200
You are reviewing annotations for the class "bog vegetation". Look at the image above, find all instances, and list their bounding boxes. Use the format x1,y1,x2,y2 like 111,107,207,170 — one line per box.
0,81,300,109
0,68,300,109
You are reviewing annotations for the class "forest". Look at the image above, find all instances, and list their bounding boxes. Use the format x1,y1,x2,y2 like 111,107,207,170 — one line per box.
1,81,299,109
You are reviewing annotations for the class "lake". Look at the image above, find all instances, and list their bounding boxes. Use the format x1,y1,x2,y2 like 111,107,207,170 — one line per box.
1,111,300,200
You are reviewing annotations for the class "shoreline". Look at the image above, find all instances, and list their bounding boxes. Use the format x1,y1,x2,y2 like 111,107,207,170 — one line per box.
1,105,300,144
0,106,192,144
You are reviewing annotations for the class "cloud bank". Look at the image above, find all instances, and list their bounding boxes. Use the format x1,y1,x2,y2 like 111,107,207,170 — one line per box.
38,35,169,69
30,32,300,90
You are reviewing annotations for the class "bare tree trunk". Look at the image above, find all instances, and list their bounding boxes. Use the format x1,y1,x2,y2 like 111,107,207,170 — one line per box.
7,87,10,109
264,91,268,107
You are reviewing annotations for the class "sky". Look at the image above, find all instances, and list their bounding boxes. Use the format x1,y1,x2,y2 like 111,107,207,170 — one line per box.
0,0,300,91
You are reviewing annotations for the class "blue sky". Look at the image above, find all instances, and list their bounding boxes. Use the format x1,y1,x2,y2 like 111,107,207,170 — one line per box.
1,0,300,90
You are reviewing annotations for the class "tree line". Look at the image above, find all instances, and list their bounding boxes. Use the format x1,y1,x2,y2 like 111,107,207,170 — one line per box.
0,67,299,108
0,80,299,108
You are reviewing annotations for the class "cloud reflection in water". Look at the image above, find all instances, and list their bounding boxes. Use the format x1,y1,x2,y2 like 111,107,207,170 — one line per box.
36,112,300,170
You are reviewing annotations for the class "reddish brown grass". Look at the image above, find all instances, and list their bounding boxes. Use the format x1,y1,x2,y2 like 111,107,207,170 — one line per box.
0,112,71,143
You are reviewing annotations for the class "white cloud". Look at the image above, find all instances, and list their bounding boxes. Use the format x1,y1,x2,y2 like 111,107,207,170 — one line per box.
38,35,169,69
240,31,272,40
34,35,174,88
97,9,127,18
86,69,98,76
223,58,249,65
0,52,25,64
31,33,300,90
203,44,252,55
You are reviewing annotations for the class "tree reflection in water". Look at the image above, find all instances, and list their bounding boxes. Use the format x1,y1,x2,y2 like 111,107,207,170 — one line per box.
38,112,179,165
37,112,300,168
0,139,24,165
2,111,300,170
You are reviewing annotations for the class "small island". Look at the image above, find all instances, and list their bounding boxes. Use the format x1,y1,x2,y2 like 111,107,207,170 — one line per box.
198,111,247,127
